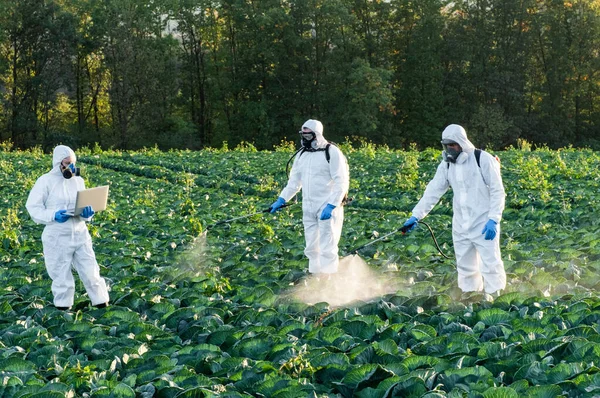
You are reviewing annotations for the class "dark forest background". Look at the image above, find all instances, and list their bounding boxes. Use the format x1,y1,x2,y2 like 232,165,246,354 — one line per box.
1,0,599,151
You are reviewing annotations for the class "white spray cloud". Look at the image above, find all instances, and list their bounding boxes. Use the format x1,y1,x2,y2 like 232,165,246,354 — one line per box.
288,254,401,307
163,232,210,282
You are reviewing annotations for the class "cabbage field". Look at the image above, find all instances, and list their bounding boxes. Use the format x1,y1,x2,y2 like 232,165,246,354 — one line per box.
3,143,600,397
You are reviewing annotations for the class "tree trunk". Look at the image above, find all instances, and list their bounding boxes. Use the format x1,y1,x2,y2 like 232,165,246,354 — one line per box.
10,34,19,145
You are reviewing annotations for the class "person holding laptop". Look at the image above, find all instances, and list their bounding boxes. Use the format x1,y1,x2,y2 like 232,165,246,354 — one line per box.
26,145,109,310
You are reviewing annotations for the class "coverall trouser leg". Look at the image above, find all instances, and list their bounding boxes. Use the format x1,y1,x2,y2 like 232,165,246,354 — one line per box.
453,233,506,294
73,238,110,305
303,207,344,274
43,235,109,307
43,239,77,307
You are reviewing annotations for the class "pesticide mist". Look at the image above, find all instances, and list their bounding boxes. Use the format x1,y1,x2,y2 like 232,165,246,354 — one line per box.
289,254,401,307
162,232,211,282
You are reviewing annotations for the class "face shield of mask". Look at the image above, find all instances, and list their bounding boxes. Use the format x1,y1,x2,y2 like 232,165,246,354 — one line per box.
442,142,462,163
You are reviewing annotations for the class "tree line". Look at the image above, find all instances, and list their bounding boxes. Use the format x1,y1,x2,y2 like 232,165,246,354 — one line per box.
0,0,598,151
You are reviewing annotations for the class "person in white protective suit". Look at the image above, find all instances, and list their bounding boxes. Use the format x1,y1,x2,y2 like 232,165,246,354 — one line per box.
402,124,506,295
270,119,350,274
26,145,109,310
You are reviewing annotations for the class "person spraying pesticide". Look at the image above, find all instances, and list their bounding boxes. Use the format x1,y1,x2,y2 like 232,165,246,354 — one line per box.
403,124,506,296
269,119,350,274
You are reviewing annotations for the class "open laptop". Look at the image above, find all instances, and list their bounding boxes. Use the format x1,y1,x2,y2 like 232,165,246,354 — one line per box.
66,185,109,216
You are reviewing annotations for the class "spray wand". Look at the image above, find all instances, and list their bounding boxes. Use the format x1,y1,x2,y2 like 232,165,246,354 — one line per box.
347,220,451,259
206,203,297,230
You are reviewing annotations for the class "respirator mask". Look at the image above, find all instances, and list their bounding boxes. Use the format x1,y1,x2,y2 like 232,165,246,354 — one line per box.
441,140,462,163
299,130,316,150
62,163,81,179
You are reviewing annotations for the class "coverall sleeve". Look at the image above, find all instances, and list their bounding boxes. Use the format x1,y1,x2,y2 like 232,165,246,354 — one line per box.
327,147,350,207
411,161,450,220
26,177,56,225
279,156,302,202
480,154,505,223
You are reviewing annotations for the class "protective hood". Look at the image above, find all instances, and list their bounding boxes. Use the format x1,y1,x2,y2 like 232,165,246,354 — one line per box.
52,145,76,172
441,124,475,154
302,119,328,149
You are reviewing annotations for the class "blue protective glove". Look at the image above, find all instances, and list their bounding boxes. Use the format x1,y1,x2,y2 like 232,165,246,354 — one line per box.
81,205,95,218
269,197,286,214
482,219,498,240
402,216,419,233
54,210,71,223
68,163,76,173
320,204,336,220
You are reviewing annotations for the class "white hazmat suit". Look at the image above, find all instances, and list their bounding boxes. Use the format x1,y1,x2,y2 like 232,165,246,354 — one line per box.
26,145,109,308
411,125,506,294
279,120,350,274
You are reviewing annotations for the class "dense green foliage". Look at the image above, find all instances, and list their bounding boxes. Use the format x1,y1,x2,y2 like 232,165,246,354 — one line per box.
3,145,600,396
1,0,599,150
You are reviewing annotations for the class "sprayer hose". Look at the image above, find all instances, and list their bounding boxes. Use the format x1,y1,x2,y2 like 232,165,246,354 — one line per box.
419,221,452,259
